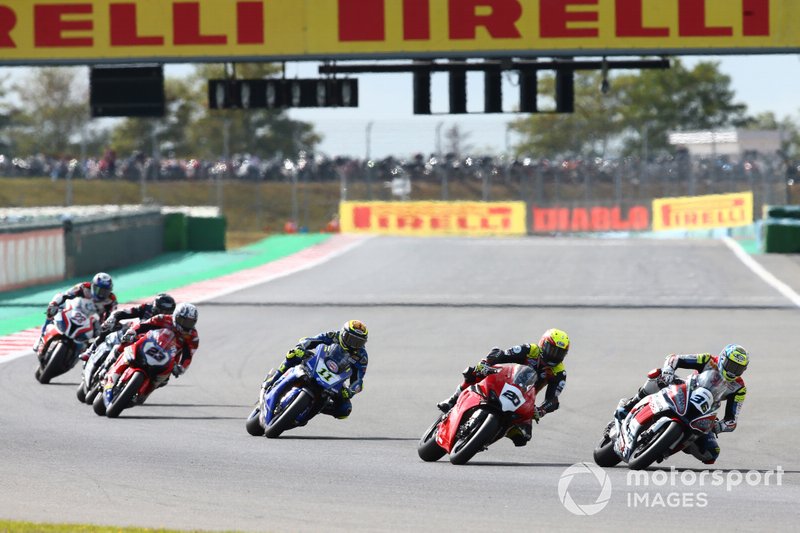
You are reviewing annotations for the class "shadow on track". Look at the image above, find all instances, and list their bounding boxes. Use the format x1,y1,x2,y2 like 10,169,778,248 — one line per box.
465,461,579,468
280,435,418,442
45,382,80,386
119,415,242,420
144,403,250,408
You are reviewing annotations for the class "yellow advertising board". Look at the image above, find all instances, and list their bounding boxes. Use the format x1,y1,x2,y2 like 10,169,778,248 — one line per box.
651,191,754,231
0,0,798,65
339,201,527,236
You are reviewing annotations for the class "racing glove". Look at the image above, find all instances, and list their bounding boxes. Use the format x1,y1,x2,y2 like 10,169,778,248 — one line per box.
660,365,675,384
120,329,136,344
171,364,185,378
46,303,59,318
286,347,306,359
100,316,117,332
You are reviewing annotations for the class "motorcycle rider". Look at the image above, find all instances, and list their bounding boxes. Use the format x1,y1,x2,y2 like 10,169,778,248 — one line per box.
102,303,199,406
614,344,749,464
34,272,117,353
437,328,570,447
79,293,176,361
261,320,369,420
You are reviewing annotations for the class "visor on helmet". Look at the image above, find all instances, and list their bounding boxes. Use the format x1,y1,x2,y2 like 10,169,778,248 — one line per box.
92,286,111,300
176,315,196,331
541,342,567,365
721,358,746,379
341,330,367,351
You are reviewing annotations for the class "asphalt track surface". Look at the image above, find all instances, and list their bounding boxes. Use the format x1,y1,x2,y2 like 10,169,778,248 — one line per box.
2,236,799,532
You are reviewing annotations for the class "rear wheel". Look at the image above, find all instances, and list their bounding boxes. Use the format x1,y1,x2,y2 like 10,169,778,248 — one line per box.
246,407,265,436
76,382,87,403
106,372,145,419
593,421,621,467
449,411,501,465
417,416,447,462
265,390,312,439
628,421,684,471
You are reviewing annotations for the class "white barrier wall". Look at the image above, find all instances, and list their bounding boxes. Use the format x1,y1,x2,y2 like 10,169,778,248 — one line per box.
0,228,65,291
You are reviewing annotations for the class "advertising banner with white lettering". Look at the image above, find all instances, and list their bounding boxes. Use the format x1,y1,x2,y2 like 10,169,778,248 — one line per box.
0,0,796,65
651,191,754,231
530,203,651,233
340,201,527,236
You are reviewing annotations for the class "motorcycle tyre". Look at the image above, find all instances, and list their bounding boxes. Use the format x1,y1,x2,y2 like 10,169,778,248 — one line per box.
417,416,446,462
106,371,144,419
628,421,684,471
246,407,265,436
264,390,312,439
449,411,501,466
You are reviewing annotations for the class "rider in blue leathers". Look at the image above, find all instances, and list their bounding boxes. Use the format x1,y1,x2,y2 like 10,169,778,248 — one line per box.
262,320,369,419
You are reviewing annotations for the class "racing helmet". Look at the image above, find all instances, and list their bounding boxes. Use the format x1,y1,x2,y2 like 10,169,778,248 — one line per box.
718,344,748,382
91,272,113,301
174,303,198,333
339,320,368,351
539,328,570,366
152,293,176,315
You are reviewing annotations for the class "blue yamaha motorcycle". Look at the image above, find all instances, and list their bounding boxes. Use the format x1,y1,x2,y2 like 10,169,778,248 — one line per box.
246,343,353,438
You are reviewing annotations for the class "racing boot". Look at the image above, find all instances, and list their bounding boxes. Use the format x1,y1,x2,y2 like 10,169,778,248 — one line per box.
505,423,532,447
437,387,462,413
615,395,639,420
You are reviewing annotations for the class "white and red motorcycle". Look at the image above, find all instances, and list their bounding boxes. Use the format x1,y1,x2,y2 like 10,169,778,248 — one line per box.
594,369,723,470
35,297,100,384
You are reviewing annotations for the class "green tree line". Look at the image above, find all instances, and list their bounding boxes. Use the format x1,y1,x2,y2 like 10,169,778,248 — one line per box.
0,59,798,161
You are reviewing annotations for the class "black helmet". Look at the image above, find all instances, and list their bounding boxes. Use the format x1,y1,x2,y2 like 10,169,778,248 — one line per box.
153,293,176,315
339,320,368,351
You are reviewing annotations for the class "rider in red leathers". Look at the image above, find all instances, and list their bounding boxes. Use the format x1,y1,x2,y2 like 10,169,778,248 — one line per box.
437,328,570,447
103,303,199,406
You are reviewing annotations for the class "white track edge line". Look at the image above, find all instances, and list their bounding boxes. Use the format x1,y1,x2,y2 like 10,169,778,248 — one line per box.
722,236,800,308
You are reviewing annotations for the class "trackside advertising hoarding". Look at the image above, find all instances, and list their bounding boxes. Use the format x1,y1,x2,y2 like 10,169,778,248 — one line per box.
530,204,651,233
0,227,65,291
652,191,753,231
0,0,797,65
339,201,527,236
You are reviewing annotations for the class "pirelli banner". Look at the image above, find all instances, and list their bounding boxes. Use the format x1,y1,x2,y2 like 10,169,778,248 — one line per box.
0,0,796,64
530,203,651,233
339,201,527,236
652,191,754,231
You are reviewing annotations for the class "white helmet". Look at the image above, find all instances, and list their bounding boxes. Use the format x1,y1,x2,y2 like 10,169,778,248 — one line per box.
174,303,198,332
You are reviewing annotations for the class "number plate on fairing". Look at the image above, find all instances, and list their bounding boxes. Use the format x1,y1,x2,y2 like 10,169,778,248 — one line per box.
315,358,341,384
498,383,524,412
142,340,170,366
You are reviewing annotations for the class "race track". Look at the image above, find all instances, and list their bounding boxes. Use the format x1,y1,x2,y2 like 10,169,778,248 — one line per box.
1,236,798,532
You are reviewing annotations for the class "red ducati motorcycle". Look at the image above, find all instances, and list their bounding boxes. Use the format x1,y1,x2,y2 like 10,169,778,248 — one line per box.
92,328,179,418
418,363,539,465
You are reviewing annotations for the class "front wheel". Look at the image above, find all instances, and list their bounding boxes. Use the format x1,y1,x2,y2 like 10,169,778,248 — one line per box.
106,372,145,419
593,421,621,468
264,390,313,439
245,407,265,436
38,343,70,384
449,411,501,465
417,416,446,462
628,421,684,471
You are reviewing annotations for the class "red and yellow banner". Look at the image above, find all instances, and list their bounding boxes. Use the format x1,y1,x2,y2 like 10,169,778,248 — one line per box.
340,201,527,236
652,191,753,231
0,0,797,64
